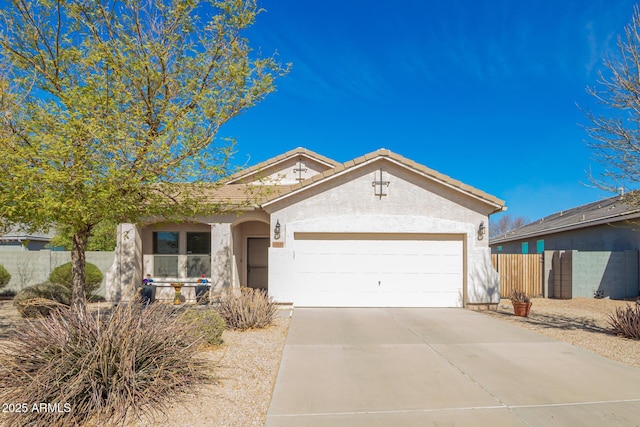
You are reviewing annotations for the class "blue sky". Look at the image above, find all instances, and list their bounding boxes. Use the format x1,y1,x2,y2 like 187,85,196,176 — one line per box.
221,0,638,224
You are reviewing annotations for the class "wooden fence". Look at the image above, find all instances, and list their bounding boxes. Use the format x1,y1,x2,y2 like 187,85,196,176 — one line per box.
491,253,543,298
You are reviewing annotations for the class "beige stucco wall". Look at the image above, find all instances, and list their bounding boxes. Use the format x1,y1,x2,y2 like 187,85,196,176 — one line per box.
264,160,499,305
247,156,331,185
107,159,500,305
106,211,271,301
106,223,142,302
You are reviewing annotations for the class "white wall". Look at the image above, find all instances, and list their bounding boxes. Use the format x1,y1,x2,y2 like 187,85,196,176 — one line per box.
266,160,499,305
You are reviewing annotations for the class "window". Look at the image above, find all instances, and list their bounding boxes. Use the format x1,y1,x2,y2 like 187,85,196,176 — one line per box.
521,242,529,254
154,256,179,277
151,231,211,278
497,246,502,252
186,232,211,277
153,232,179,254
536,239,544,254
187,232,211,254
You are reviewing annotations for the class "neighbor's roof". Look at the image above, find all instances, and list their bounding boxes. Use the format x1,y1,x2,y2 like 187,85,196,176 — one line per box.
260,148,505,212
0,225,55,242
490,193,640,245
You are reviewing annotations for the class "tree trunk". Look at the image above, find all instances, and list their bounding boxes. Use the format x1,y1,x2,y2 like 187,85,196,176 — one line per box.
71,229,89,311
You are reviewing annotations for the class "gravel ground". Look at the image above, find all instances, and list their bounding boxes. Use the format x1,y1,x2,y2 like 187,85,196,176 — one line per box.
131,310,291,427
483,297,640,368
0,301,291,427
1,298,640,426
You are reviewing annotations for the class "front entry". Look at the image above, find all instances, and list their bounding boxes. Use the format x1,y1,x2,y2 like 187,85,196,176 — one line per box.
247,237,269,291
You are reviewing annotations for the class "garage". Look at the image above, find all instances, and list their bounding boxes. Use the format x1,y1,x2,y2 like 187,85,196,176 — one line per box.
291,232,464,307
112,148,504,307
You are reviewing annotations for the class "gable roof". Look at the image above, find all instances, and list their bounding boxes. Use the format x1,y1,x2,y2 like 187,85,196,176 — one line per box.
225,147,339,184
490,193,640,244
260,148,505,212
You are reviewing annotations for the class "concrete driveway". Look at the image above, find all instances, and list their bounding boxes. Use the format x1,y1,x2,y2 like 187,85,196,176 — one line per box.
266,308,640,426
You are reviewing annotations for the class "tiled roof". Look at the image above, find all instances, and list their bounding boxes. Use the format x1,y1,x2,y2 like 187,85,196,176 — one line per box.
490,193,640,244
197,183,292,207
225,147,339,184
197,148,504,212
261,148,505,211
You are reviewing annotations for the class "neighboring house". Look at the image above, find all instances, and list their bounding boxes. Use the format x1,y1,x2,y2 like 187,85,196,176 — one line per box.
489,193,640,254
107,148,505,308
0,225,55,251
489,194,640,300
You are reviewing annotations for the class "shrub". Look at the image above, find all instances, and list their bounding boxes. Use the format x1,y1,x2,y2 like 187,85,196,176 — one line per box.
48,261,103,296
13,282,71,318
182,307,226,347
608,303,640,339
510,289,530,304
216,288,278,330
0,303,208,427
0,264,10,289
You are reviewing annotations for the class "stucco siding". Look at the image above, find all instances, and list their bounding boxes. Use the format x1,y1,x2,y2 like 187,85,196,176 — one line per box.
266,162,493,228
266,162,498,306
248,156,330,185
108,152,503,305
492,222,640,254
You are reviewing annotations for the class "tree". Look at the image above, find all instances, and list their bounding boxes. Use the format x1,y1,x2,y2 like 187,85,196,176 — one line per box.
490,214,529,238
583,5,640,205
49,220,118,251
0,0,289,309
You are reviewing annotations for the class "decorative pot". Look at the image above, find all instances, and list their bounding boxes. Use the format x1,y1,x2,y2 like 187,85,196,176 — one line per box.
170,283,183,305
512,301,532,317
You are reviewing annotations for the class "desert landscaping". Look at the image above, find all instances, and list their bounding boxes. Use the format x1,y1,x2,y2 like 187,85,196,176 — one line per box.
1,297,639,426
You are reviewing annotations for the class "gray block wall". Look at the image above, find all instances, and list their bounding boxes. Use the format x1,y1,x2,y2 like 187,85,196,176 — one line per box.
545,249,639,299
571,250,638,299
0,250,115,296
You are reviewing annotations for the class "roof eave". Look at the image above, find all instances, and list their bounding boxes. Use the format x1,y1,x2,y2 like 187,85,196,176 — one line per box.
225,148,339,184
262,155,506,211
489,210,640,245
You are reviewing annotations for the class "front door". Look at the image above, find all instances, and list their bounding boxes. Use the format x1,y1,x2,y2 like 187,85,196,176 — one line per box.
247,237,269,291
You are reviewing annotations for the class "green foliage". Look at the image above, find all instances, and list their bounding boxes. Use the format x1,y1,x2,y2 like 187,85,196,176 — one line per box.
0,303,208,427
609,304,640,340
182,307,226,347
0,264,10,289
49,262,104,297
50,221,118,251
13,282,71,318
216,288,278,330
0,0,289,308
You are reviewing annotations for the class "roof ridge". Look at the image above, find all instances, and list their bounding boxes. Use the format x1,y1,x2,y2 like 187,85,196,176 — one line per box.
261,149,505,210
490,192,640,244
224,147,339,184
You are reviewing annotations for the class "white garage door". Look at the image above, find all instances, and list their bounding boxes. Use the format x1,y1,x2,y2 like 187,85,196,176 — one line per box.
292,233,464,307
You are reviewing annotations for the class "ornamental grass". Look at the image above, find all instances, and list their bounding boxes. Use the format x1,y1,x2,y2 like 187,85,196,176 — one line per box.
0,303,208,427
216,288,278,330
609,303,640,340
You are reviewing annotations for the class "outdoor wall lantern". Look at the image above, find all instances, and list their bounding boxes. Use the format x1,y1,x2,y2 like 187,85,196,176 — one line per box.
274,220,281,240
478,221,486,240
